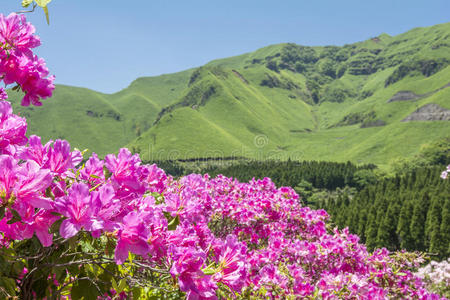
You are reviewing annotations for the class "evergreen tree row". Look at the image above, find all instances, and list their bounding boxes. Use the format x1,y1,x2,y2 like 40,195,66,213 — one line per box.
319,167,450,258
145,159,376,191
204,160,376,190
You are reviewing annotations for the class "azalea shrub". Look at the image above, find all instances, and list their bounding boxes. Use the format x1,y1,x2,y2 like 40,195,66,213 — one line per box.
0,13,54,105
0,12,447,300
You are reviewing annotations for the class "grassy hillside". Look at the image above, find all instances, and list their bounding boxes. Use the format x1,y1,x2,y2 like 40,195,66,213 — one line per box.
7,23,450,168
6,70,193,156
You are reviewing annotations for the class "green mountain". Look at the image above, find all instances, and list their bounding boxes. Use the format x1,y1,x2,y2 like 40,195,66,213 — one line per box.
7,22,450,168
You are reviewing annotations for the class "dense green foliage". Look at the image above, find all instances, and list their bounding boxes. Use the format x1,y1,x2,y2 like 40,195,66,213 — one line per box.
318,167,450,258
204,160,376,190
142,159,376,189
391,137,450,173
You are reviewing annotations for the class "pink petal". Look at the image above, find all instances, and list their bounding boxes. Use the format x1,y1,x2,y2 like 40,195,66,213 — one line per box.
59,220,78,238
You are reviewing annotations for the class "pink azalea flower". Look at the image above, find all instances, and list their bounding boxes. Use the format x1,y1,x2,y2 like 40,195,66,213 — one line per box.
213,235,247,292
15,159,53,208
7,202,59,247
79,152,105,185
105,148,141,181
0,13,54,106
114,211,151,265
18,135,51,166
44,139,82,177
0,13,40,56
16,54,55,105
55,182,102,238
0,50,54,106
0,155,52,209
0,101,27,155
138,163,167,193
91,184,121,234
131,199,168,260
19,137,81,176
170,247,217,300
105,148,145,198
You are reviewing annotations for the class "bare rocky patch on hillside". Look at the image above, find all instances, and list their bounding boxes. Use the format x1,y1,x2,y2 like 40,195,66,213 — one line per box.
402,103,450,121
388,82,450,103
388,91,421,102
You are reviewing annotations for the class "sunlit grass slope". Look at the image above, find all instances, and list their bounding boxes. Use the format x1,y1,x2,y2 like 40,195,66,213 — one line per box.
6,70,193,156
7,22,450,167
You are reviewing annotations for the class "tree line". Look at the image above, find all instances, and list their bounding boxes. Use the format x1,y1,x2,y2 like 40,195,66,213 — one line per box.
205,160,377,190
146,159,377,191
318,167,450,258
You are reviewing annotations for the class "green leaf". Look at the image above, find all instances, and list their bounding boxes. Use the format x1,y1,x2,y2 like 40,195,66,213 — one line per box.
79,240,95,252
59,284,71,296
35,0,52,7
11,209,21,220
21,0,33,7
0,277,17,297
33,0,52,25
202,268,216,275
7,209,21,224
84,264,95,275
43,6,50,25
50,218,62,234
10,261,25,277
118,278,127,293
132,287,142,299
71,279,100,300
111,277,119,291
167,215,180,231
0,207,5,220
68,236,78,250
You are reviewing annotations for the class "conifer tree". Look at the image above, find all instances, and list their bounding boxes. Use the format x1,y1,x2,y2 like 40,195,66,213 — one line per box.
376,201,401,250
357,208,368,242
409,193,429,251
427,193,449,257
440,196,450,257
397,201,414,250
365,206,378,250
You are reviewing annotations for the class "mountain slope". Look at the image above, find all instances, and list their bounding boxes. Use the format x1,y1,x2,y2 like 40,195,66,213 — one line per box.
6,22,450,167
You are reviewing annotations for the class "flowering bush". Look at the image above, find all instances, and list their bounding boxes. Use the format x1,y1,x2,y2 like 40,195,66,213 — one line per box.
0,13,54,105
0,12,447,299
416,259,450,298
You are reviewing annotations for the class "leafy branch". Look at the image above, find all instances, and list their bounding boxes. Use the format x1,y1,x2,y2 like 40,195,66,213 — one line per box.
21,0,52,24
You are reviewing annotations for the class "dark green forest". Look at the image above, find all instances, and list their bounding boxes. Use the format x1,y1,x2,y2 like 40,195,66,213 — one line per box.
318,167,450,258
146,159,377,190
204,160,377,190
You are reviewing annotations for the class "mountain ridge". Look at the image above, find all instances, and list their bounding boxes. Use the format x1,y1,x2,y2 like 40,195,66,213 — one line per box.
6,22,450,168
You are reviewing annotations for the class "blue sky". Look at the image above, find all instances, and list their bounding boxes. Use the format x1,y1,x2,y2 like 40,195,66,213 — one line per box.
2,0,449,93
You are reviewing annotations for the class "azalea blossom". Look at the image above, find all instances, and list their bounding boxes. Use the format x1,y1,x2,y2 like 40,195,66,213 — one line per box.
55,182,102,238
0,13,54,106
114,211,151,264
